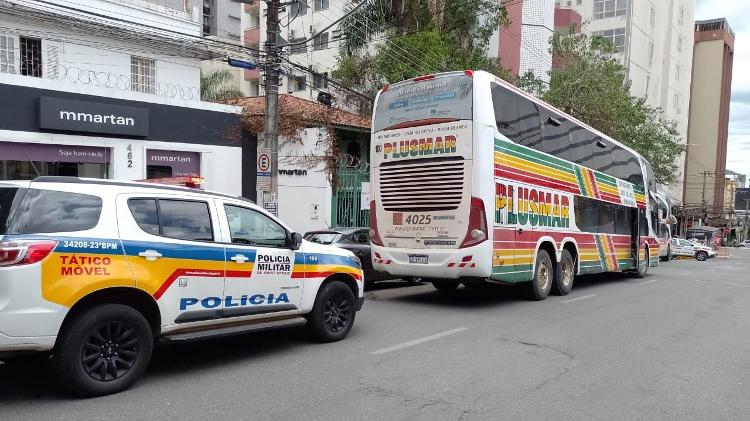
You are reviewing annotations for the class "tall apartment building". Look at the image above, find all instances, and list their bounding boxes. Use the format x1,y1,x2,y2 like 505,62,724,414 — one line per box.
0,0,255,196
684,18,735,219
242,0,345,100
488,0,555,83
558,0,694,203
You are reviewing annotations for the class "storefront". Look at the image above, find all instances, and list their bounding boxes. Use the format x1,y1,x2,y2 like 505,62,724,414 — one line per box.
0,82,257,199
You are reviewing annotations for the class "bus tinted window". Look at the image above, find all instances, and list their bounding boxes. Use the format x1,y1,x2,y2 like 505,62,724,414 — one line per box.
491,83,542,147
575,196,635,235
373,74,473,132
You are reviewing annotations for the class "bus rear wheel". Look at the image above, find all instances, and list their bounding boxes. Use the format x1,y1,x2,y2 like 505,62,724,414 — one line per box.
629,246,649,278
552,249,575,296
526,249,553,300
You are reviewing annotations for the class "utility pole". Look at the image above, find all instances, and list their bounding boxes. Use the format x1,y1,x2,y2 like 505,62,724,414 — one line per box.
263,0,280,214
701,170,710,223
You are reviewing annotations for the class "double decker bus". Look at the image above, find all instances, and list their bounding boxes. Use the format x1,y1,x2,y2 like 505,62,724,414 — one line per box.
369,71,659,299
655,191,674,261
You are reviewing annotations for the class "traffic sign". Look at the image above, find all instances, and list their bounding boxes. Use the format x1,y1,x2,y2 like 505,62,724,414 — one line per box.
257,148,271,190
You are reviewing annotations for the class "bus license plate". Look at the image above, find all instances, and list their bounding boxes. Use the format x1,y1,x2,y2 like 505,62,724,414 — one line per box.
409,255,429,264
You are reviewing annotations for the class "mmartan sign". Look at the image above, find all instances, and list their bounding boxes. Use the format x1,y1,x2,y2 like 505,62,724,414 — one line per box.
39,97,149,136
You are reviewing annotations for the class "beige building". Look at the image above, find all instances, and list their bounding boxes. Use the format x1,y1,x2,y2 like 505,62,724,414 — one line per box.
684,18,734,218
557,0,694,203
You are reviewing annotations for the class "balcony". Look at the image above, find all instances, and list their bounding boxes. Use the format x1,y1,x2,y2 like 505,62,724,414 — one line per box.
244,28,260,46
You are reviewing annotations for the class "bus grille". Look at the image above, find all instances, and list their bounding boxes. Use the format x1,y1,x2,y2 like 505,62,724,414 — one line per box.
378,157,465,212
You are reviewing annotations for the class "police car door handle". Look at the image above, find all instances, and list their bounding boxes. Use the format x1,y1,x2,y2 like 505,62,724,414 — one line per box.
230,254,249,263
138,250,162,261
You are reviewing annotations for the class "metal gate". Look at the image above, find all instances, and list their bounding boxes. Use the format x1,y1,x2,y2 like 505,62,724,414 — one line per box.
331,166,370,228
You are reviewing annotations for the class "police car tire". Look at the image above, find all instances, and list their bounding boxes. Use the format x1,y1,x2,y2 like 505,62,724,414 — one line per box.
53,304,153,397
696,251,708,261
307,281,356,343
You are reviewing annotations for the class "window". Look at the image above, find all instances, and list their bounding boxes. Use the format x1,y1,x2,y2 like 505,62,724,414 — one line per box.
290,75,306,91
304,232,340,245
679,6,685,25
673,92,681,114
491,82,542,148
577,0,582,4
0,187,25,234
675,64,680,81
639,210,648,236
20,37,41,77
6,189,102,234
225,205,287,248
313,32,329,50
128,199,160,236
677,35,684,52
593,0,628,19
156,200,214,242
650,7,655,26
314,0,329,11
592,28,626,52
290,0,307,16
289,38,306,54
313,72,328,89
575,196,633,235
350,230,370,244
0,35,16,74
131,56,156,94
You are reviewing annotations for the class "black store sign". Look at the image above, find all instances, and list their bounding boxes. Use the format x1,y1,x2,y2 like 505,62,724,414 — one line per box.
39,97,149,136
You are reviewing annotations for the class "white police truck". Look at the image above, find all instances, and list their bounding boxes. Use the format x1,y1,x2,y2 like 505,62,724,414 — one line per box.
0,177,364,396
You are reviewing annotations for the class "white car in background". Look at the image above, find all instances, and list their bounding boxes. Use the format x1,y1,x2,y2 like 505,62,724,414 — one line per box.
688,239,717,261
738,240,750,248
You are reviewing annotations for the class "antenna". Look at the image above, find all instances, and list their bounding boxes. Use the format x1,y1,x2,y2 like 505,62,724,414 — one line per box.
24,151,41,178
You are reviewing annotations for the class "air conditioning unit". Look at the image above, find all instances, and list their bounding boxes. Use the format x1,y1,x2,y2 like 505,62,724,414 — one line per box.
332,29,342,40
309,24,317,35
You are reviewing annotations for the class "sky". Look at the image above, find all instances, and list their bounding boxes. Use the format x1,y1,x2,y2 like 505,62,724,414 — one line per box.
695,0,750,184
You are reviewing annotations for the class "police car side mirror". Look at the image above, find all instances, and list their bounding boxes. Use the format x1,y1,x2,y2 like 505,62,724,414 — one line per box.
290,232,303,250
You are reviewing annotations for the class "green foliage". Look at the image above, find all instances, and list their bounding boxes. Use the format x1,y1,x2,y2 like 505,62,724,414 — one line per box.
522,30,685,185
200,69,244,102
334,0,511,111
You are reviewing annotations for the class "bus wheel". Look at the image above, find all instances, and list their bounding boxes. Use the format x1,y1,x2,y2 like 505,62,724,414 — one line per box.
432,281,459,293
629,247,649,278
527,249,553,300
552,249,575,296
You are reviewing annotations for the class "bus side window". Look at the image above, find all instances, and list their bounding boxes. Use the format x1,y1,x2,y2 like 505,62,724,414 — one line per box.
639,210,649,236
599,202,617,234
540,111,573,162
615,205,632,235
491,83,542,146
574,196,601,233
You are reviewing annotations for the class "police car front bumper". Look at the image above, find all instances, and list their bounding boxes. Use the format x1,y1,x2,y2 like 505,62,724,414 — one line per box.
356,296,364,311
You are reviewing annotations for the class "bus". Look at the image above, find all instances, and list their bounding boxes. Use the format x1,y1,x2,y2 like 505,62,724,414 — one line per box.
369,71,660,300
655,191,674,261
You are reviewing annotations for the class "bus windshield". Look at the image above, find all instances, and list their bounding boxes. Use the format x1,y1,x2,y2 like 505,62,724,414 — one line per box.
373,73,473,132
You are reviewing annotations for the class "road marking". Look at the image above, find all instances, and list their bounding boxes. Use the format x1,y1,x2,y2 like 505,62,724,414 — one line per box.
561,294,596,304
637,279,658,285
694,279,750,289
371,327,469,355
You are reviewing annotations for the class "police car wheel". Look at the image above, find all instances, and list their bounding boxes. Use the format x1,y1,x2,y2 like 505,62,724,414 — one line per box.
696,251,708,261
53,304,153,397
308,281,356,343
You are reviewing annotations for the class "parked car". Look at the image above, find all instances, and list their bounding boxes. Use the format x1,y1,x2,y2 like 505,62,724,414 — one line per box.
304,228,420,285
688,239,717,260
0,177,364,396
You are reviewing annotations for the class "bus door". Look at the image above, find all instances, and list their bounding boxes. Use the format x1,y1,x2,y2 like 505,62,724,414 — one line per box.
630,207,641,270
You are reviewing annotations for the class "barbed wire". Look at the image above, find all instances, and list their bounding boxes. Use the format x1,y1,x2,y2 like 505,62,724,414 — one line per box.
10,63,202,100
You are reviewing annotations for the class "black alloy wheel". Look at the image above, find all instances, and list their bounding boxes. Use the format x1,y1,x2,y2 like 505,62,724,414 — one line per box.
81,321,140,382
323,291,352,333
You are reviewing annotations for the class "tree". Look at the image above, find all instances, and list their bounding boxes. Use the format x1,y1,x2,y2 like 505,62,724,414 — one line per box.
200,69,243,102
334,0,511,112
524,29,685,185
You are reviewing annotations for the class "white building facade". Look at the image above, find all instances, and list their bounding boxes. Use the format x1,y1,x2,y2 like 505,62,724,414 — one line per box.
558,0,695,202
0,0,253,197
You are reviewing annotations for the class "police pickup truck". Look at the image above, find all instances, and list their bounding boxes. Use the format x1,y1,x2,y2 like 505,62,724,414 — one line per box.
0,177,363,396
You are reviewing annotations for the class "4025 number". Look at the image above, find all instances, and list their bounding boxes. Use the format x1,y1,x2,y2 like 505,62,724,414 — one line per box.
405,215,431,224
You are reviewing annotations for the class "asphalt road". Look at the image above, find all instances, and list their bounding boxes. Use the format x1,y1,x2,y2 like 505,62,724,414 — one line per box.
2,249,750,420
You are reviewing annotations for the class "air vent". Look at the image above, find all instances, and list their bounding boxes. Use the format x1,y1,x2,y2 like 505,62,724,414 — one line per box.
378,157,465,212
